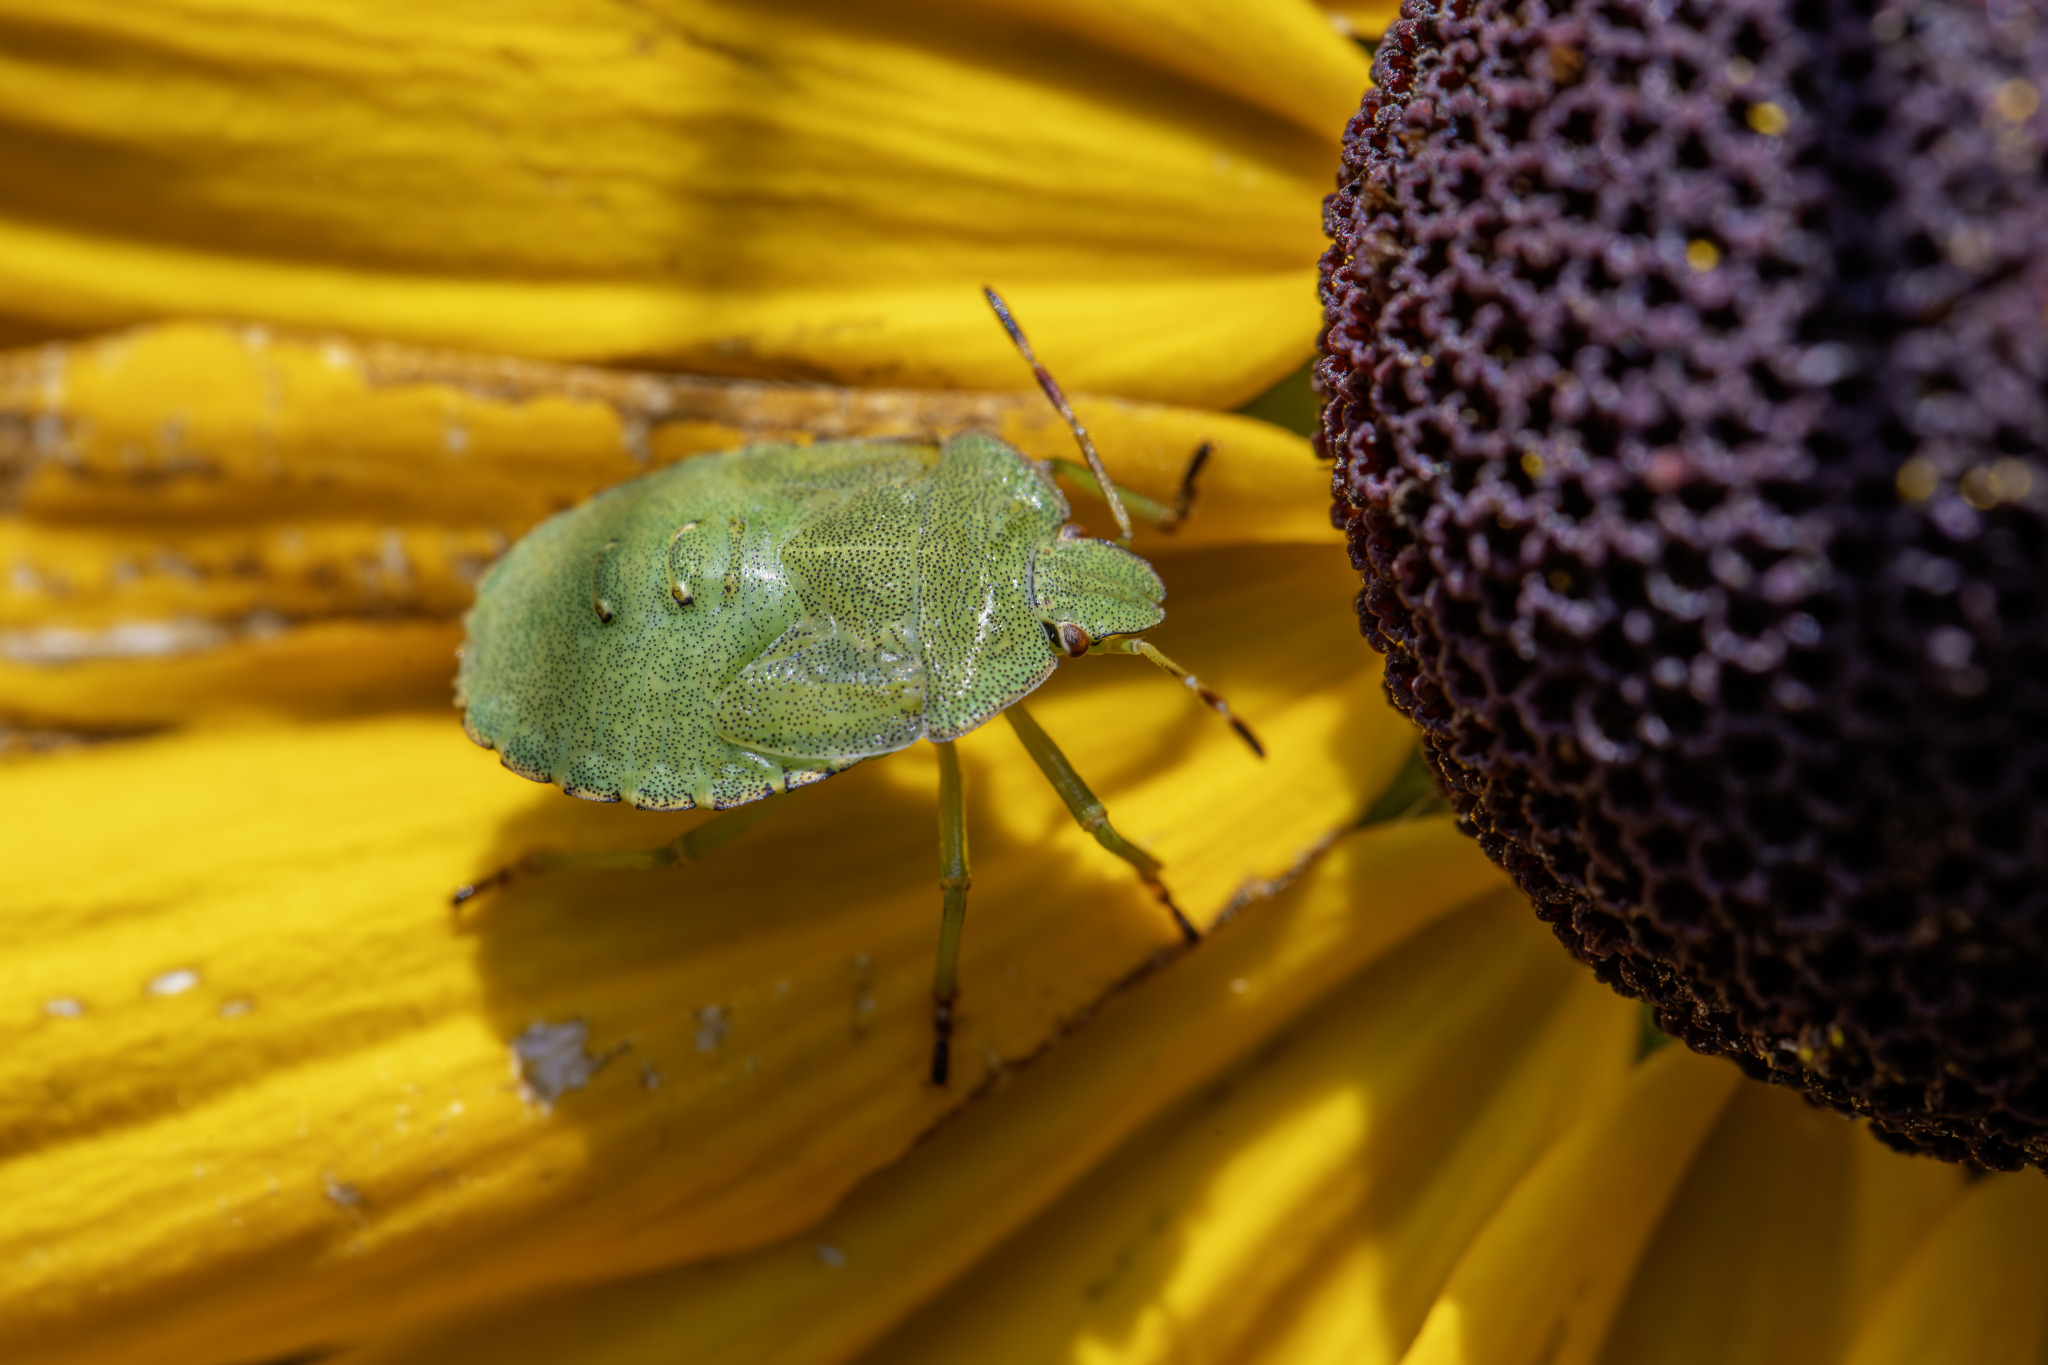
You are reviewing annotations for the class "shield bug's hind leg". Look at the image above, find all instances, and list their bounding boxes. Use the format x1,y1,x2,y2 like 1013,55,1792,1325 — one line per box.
929,740,971,1085
1096,637,1266,759
1003,704,1200,944
1046,442,1210,533
451,794,791,908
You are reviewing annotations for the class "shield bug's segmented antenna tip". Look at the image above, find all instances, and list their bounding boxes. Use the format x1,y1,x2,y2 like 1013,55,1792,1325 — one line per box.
1103,637,1267,759
982,286,1135,547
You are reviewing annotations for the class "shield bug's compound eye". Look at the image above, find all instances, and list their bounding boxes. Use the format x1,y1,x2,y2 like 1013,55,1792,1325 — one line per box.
1320,0,2048,1168
1054,622,1091,657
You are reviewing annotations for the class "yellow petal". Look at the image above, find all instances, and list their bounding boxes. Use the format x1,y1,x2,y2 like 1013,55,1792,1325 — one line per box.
1594,1080,1967,1365
0,0,1369,406
0,324,1327,731
850,892,1639,1365
334,819,1514,1365
1396,1044,1742,1365
1312,0,1402,39
2,527,1393,1364
1840,1173,2048,1365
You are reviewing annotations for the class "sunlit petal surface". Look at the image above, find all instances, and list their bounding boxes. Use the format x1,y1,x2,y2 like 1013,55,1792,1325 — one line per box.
4,1,2043,1358
335,823,1517,1365
0,327,1406,1364
856,893,1640,1365
329,875,2028,1365
0,326,1329,733
0,0,1368,406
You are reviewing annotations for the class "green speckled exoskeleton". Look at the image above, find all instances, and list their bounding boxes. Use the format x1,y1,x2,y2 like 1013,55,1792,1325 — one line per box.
455,290,1260,1082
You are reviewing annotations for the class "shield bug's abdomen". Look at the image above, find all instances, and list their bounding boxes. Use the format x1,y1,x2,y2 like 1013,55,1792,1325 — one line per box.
457,433,1152,812
460,440,937,810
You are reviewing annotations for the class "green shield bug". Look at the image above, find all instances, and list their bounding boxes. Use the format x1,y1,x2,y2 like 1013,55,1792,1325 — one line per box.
454,289,1262,1083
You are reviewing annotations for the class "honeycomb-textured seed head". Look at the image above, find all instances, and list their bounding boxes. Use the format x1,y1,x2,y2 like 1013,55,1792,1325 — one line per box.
1318,0,2048,1168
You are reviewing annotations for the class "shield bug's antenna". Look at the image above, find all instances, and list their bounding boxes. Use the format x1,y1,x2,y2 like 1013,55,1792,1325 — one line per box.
1098,637,1267,759
983,286,1135,547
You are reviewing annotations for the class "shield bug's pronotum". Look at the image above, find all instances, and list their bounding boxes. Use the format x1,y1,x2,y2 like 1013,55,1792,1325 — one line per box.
454,289,1262,1083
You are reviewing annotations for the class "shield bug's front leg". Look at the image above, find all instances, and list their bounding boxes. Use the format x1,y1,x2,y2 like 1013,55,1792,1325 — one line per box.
930,739,971,1085
451,795,790,908
1003,704,1199,944
1045,442,1210,533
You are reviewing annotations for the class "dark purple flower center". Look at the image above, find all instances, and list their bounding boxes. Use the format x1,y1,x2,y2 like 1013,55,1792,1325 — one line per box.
1317,0,2048,1168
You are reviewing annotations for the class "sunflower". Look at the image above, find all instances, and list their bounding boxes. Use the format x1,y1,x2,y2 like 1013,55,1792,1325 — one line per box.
1,2,2043,1364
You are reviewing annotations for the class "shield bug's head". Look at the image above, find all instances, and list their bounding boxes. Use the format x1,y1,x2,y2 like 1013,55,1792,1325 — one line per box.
1032,532,1165,658
987,284,1263,758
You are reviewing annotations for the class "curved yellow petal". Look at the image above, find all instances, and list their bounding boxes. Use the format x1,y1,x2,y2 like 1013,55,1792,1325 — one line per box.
972,0,1374,138
1839,1174,2048,1365
1,529,1390,1365
1593,1082,1966,1365
1313,0,1401,39
1,325,1327,731
1396,1045,1742,1365
334,819,1515,1365
0,0,1369,405
853,893,1639,1365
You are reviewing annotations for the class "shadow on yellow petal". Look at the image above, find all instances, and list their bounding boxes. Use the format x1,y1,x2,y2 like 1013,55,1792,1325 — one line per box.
0,0,1369,405
0,326,1324,733
1593,1082,1966,1365
1396,1037,1984,1365
1398,1044,1743,1365
1839,1173,2048,1365
0,517,1390,1363
852,892,1640,1365
336,819,1512,1365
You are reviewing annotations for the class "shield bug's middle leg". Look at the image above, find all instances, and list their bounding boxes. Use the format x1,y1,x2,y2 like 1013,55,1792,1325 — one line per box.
1003,703,1200,944
452,794,791,909
930,739,971,1086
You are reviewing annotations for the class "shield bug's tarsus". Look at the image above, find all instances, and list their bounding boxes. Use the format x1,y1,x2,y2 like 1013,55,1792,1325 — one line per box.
454,289,1263,1085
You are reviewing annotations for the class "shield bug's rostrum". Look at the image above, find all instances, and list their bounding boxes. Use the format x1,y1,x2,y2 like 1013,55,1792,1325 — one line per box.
455,290,1261,1083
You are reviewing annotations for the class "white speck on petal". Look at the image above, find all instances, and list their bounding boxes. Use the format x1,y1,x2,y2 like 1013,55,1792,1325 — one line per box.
620,412,652,464
244,609,288,641
3,619,231,665
814,1241,846,1269
147,968,201,998
378,529,413,591
42,997,85,1018
694,1005,729,1053
324,1175,363,1208
511,1019,604,1109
